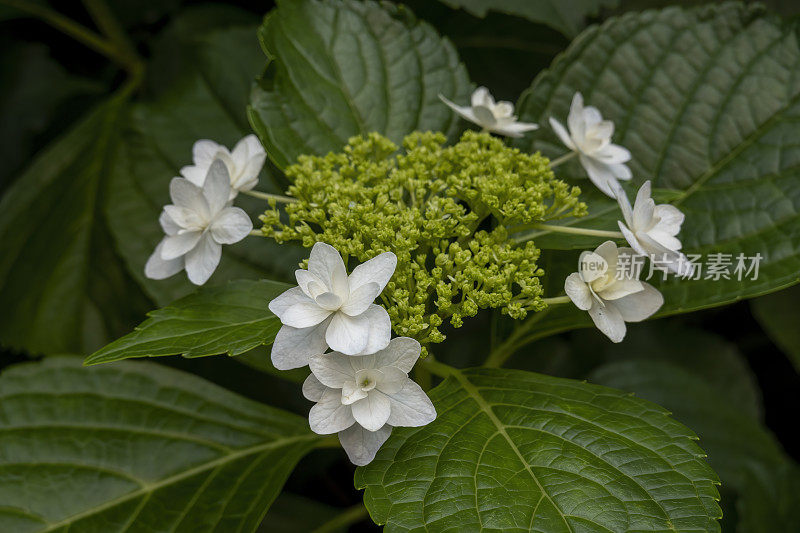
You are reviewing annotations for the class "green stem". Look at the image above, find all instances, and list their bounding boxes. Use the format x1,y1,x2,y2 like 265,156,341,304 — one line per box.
249,230,265,237
483,308,552,368
512,223,624,245
311,503,369,533
81,0,141,72
242,189,298,203
542,295,571,305
422,358,459,379
549,151,578,167
0,0,141,74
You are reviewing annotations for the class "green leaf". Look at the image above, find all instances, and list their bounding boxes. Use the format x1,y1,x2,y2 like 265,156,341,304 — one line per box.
0,92,152,354
436,0,619,38
511,3,800,339
0,356,320,532
84,280,289,366
589,357,800,531
751,285,800,372
248,0,471,169
107,24,304,305
356,367,721,532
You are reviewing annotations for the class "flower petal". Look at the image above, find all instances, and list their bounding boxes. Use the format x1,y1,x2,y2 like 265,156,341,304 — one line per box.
184,234,221,285
179,165,207,187
192,139,224,168
373,337,420,373
309,351,355,388
578,251,608,283
356,304,391,355
161,231,202,260
203,159,232,214
612,182,634,228
549,117,576,151
309,388,355,434
315,292,343,311
337,424,392,466
613,283,663,322
269,286,311,319
302,373,327,402
145,239,183,280
386,380,436,427
654,204,685,235
578,153,619,197
296,269,327,299
326,311,370,355
341,381,369,405
439,94,482,127
491,121,539,138
376,366,406,395
163,205,206,231
309,242,349,299
618,223,649,257
564,273,592,311
210,207,252,244
281,299,333,328
567,92,586,141
271,318,331,370
348,252,397,293
597,278,644,301
340,282,380,316
169,177,206,212
351,391,391,432
159,210,180,236
471,86,492,107
588,301,626,343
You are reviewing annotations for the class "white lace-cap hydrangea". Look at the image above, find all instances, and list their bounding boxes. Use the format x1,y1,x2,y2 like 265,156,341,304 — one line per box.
615,181,694,277
268,242,397,369
180,134,266,200
564,241,663,343
145,160,253,285
549,92,632,197
439,87,538,138
302,337,436,465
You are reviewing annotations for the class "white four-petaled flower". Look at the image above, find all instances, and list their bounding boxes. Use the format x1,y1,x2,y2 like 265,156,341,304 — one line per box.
439,87,538,138
180,135,266,200
145,160,253,285
302,337,436,465
564,241,663,343
549,92,632,197
615,181,693,277
269,243,397,369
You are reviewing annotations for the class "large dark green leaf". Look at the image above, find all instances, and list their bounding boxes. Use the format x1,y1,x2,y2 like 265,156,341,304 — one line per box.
751,285,800,372
510,3,800,340
356,367,721,532
0,92,152,354
590,356,800,532
0,356,320,532
248,0,471,169
107,24,303,306
437,0,619,37
85,280,288,366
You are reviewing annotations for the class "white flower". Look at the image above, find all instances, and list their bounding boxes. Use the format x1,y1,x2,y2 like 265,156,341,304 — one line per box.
564,241,663,343
439,87,538,138
302,337,436,465
180,134,266,200
549,92,632,197
268,243,397,369
615,181,694,277
145,160,253,285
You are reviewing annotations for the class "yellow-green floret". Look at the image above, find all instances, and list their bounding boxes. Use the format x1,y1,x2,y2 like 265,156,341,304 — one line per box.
259,130,586,352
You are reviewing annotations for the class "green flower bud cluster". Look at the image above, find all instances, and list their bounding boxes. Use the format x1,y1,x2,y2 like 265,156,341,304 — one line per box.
259,130,586,352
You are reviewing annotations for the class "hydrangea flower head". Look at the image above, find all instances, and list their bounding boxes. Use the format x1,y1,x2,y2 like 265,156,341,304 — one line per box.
259,131,587,353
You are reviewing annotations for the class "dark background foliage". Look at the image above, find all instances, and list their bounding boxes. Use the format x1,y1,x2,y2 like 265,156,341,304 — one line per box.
1,1,799,531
